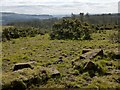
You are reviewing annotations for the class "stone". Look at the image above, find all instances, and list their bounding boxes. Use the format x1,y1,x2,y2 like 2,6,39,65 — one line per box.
80,49,103,59
39,67,60,78
61,53,67,57
59,56,63,59
83,61,97,71
3,66,61,90
48,68,60,78
106,62,112,66
82,49,92,54
53,59,64,64
13,62,33,71
11,80,27,90
2,80,27,90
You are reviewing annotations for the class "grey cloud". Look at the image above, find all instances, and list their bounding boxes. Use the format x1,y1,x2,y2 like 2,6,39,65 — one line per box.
1,2,118,15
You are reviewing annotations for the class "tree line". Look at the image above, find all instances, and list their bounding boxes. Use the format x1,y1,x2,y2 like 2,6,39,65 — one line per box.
2,13,119,41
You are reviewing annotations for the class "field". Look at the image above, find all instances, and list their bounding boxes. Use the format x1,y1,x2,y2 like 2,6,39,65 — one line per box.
2,29,120,89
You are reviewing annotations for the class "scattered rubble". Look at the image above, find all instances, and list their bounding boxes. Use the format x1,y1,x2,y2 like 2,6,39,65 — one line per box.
2,66,61,90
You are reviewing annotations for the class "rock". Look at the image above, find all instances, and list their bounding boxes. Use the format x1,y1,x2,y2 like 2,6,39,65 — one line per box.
61,53,67,57
48,68,60,78
103,38,105,40
41,70,47,74
2,66,61,90
80,49,103,59
13,62,33,71
53,59,64,64
59,56,63,59
11,80,27,90
2,80,27,90
82,49,92,54
83,61,99,77
106,62,112,66
83,61,97,71
114,51,120,59
39,67,60,78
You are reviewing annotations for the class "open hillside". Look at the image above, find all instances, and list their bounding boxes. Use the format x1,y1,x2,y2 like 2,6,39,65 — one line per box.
1,12,120,89
2,28,120,89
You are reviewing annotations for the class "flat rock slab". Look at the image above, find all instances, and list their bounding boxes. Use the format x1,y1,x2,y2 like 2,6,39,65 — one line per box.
13,62,34,71
82,49,92,54
80,49,103,59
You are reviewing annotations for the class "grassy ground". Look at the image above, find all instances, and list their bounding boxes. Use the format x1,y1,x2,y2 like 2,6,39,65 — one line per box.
2,29,120,89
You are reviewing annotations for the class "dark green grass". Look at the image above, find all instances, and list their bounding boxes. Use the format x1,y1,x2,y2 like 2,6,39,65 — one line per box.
2,30,120,88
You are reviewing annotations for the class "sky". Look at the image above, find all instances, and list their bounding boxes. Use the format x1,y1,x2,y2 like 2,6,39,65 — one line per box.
0,0,120,15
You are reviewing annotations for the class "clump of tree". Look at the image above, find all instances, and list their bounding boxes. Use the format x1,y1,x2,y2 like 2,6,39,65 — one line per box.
50,18,92,40
2,26,47,41
7,18,58,29
95,24,118,31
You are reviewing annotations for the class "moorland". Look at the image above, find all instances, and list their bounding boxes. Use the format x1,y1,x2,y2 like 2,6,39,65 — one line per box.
1,13,120,89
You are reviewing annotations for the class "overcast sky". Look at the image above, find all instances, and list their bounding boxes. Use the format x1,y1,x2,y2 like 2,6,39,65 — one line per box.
0,0,120,15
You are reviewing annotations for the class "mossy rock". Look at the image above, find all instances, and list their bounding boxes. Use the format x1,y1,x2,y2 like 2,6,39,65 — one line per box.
2,68,44,89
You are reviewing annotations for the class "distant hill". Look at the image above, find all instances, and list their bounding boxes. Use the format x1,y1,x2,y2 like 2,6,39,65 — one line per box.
0,12,54,25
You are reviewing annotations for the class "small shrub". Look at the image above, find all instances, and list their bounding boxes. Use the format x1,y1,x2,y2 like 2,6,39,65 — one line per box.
2,26,45,41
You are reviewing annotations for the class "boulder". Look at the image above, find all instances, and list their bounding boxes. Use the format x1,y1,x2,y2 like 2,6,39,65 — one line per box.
83,61,97,71
83,61,98,77
82,49,92,54
80,49,103,59
11,80,27,90
13,62,34,71
2,79,27,90
3,66,61,90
